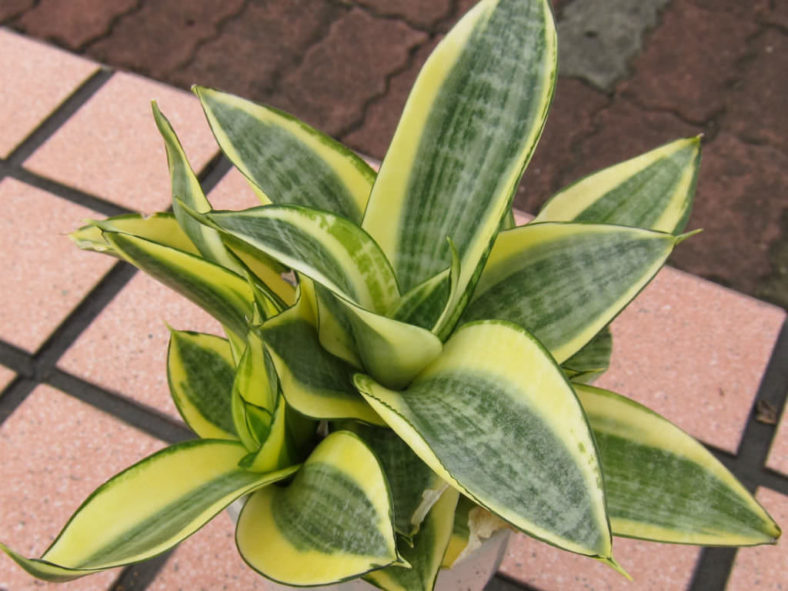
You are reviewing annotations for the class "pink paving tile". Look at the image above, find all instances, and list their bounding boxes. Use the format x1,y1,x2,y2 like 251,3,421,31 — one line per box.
58,272,223,421
0,384,165,590
595,266,785,453
0,29,97,158
0,178,115,352
0,365,15,391
207,165,263,211
150,512,274,590
24,72,218,213
500,533,700,590
767,406,788,476
726,487,788,590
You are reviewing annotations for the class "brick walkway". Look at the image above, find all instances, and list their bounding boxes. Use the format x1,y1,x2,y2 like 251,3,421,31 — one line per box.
0,1,787,590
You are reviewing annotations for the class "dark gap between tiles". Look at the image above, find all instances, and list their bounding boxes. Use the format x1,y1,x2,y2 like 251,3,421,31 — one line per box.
689,318,788,591
0,340,35,378
199,152,233,195
110,551,175,591
485,573,540,591
4,68,114,167
0,377,37,424
47,370,194,444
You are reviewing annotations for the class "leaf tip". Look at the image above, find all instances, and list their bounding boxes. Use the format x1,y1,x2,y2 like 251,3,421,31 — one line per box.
675,228,703,244
596,555,632,581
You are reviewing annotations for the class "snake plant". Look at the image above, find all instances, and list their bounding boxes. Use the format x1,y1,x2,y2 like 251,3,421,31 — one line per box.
2,0,780,588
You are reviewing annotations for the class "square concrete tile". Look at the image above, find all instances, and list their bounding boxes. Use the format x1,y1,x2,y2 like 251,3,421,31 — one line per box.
500,533,700,590
767,405,788,476
0,178,115,352
596,267,785,453
24,72,218,213
726,487,787,590
0,29,97,158
206,165,262,211
150,512,273,590
0,365,15,392
0,384,164,590
58,272,223,422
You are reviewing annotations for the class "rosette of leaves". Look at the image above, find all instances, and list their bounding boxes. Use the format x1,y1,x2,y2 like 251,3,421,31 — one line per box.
2,0,780,588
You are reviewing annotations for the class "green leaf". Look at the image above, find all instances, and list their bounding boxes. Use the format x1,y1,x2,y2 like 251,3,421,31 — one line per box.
167,330,237,440
563,326,612,384
365,488,459,591
463,222,677,363
243,392,294,473
1,440,298,581
152,102,243,273
355,320,612,559
577,384,781,546
261,290,384,425
351,423,447,539
196,205,400,313
103,232,254,338
535,136,701,234
236,431,400,585
194,86,375,223
362,0,556,320
71,213,199,257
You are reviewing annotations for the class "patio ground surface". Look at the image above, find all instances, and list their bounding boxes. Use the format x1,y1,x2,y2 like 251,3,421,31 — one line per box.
0,1,787,590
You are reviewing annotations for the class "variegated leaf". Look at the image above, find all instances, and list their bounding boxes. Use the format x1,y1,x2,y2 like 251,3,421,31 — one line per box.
577,384,781,545
194,86,375,222
71,213,198,257
362,0,556,329
563,326,612,384
236,431,400,585
535,137,701,234
355,320,612,559
463,223,678,363
167,330,237,440
1,441,297,581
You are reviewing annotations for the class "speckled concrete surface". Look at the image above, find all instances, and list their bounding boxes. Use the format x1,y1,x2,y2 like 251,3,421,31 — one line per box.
726,488,788,590
23,72,217,213
0,29,96,157
595,266,785,453
206,165,262,211
0,177,115,352
0,384,164,590
57,272,223,421
500,532,700,590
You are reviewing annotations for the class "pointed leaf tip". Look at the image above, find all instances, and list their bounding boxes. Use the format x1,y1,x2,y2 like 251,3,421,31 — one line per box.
676,228,703,244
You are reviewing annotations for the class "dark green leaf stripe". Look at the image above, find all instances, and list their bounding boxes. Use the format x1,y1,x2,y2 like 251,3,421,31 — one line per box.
104,233,254,338
390,269,450,329
356,321,611,558
535,137,701,234
577,385,781,545
363,0,556,298
195,86,375,223
236,431,399,586
1,440,298,580
167,330,237,439
464,223,675,363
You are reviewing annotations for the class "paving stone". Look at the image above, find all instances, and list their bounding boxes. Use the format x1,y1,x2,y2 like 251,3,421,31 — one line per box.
0,29,97,158
514,77,610,215
0,178,115,352
0,366,15,392
559,96,700,190
16,0,137,49
342,37,440,159
352,0,452,28
168,0,344,103
500,533,700,590
687,0,769,18
58,272,223,422
275,7,428,137
0,0,34,22
150,512,273,590
767,402,788,477
726,488,788,590
557,0,671,91
619,0,757,123
206,165,262,211
669,132,787,298
725,30,788,155
596,266,786,453
0,384,164,590
760,1,788,29
87,0,245,79
24,72,217,213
